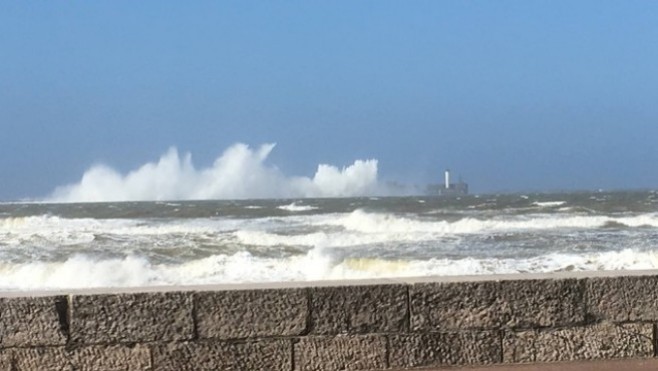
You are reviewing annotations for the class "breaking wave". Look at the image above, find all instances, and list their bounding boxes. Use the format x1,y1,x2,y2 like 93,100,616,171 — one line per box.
48,143,380,202
4,211,658,250
326,210,658,235
0,248,657,290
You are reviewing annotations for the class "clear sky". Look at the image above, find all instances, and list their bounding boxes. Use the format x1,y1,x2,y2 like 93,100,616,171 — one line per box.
2,1,658,200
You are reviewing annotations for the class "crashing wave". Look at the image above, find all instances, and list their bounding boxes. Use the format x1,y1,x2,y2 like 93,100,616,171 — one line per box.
48,143,380,202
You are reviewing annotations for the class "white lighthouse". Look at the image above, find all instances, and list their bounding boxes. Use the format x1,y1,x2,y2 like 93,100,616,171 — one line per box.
426,168,468,196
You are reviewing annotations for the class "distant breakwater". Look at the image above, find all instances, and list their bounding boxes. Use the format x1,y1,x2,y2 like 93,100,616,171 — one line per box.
0,270,657,370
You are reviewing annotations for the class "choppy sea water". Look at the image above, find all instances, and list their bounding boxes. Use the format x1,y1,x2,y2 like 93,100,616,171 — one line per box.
1,190,658,290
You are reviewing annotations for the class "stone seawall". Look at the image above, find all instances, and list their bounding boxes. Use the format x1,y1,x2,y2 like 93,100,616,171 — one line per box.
1,270,657,370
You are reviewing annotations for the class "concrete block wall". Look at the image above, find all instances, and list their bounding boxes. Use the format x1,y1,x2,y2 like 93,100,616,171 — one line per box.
0,271,657,370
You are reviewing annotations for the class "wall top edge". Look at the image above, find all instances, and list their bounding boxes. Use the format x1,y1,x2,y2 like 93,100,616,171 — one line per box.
1,269,657,298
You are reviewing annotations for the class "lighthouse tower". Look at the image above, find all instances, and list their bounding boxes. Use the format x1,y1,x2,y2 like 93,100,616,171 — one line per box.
425,168,468,196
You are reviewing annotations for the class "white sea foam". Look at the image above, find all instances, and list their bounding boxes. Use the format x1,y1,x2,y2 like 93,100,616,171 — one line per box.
0,215,249,248
0,255,160,289
0,214,322,237
0,216,105,246
7,189,658,290
48,143,380,202
277,202,319,212
3,211,658,250
0,248,657,290
533,201,567,207
325,210,658,236
616,214,658,227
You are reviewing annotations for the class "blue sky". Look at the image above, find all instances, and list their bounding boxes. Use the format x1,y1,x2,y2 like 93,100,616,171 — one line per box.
2,1,658,200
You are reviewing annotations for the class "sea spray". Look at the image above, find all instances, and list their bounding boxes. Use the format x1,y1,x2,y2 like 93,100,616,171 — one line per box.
49,143,380,202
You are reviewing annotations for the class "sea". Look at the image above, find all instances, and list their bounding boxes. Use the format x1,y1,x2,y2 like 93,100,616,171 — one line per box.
1,190,658,290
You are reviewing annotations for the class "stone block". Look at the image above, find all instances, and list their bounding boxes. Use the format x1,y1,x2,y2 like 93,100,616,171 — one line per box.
11,345,151,371
309,284,407,334
152,340,291,371
70,292,193,344
0,296,67,347
389,331,501,368
11,347,69,371
411,278,584,331
71,345,151,371
503,322,653,363
294,335,387,371
587,275,658,322
196,288,307,339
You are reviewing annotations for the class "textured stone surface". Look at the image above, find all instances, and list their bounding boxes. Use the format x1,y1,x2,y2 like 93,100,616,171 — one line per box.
152,340,291,371
5,275,658,370
411,278,584,331
294,335,387,371
0,296,67,347
587,276,658,322
70,292,193,344
10,347,69,371
309,284,407,334
389,331,501,368
11,345,151,371
196,288,307,339
71,345,151,371
0,353,11,371
503,323,653,363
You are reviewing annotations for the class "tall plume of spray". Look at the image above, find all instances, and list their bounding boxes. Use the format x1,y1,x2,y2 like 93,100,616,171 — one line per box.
48,143,381,202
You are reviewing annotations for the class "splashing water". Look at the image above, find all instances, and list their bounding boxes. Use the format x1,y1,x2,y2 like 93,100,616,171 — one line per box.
49,143,380,203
